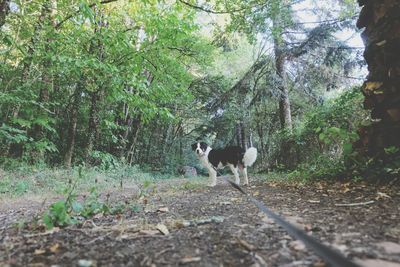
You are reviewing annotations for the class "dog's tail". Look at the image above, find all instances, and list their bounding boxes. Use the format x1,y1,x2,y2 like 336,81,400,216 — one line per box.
243,147,257,167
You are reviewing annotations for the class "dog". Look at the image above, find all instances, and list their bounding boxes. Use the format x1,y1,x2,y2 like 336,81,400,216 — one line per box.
192,142,257,186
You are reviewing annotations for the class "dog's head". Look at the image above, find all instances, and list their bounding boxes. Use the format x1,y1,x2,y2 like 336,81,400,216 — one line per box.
191,142,209,157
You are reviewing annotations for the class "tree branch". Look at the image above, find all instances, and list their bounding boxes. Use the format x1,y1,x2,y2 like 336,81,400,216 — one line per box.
55,0,119,29
177,0,253,14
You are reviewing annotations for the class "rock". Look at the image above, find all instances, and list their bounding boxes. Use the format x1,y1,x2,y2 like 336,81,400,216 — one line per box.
78,260,94,267
178,166,197,178
289,240,306,251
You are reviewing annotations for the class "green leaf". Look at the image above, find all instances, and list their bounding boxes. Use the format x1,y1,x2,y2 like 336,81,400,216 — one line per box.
343,143,353,154
72,201,83,213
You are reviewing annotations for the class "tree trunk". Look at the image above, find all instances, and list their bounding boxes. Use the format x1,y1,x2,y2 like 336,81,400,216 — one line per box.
84,7,105,161
85,91,101,160
127,118,141,165
32,0,57,144
275,49,293,130
64,84,83,167
0,0,9,28
236,121,247,149
356,0,400,156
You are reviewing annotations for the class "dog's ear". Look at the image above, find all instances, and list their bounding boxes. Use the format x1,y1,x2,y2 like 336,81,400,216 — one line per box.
191,143,198,151
199,142,208,150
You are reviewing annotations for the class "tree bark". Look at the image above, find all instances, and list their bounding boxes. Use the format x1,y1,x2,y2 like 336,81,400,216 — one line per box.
236,121,247,149
85,91,101,160
84,9,105,161
0,0,9,28
64,84,83,167
275,48,293,130
356,0,400,156
32,0,56,144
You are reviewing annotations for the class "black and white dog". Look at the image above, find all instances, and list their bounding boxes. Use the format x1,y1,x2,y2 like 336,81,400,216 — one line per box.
192,142,257,186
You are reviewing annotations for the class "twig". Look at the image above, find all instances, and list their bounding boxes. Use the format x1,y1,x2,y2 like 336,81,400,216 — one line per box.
335,200,374,207
253,252,268,267
83,232,112,245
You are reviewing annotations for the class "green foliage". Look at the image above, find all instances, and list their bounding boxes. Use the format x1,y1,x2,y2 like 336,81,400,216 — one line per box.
41,174,143,230
274,87,369,180
43,199,77,229
0,0,213,170
1,0,372,184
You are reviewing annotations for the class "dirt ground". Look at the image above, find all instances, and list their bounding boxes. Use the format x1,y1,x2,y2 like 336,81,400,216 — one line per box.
1,177,400,267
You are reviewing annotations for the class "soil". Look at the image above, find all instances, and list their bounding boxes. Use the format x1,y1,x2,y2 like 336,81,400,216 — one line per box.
1,177,400,267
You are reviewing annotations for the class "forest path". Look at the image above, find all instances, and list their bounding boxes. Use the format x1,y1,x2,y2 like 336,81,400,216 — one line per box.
1,178,400,267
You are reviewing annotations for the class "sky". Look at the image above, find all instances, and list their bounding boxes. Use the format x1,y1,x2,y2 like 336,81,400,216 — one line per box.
293,0,365,48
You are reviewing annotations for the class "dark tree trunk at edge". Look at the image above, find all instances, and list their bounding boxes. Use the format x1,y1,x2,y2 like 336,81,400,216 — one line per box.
0,0,9,28
356,0,400,156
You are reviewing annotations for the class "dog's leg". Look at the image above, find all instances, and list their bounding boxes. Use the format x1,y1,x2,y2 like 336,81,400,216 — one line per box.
229,164,240,185
208,168,217,187
242,167,249,186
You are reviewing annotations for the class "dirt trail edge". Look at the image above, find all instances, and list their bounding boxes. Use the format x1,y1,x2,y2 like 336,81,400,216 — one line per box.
1,178,400,267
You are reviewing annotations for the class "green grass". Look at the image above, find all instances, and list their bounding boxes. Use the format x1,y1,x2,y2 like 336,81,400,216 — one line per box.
0,164,177,200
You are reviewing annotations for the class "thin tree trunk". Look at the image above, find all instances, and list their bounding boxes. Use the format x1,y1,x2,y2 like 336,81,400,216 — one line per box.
32,0,56,144
256,121,265,161
85,91,101,160
64,83,83,167
275,50,292,130
272,11,292,131
0,0,9,28
84,7,105,161
236,121,247,149
356,0,400,156
127,119,141,165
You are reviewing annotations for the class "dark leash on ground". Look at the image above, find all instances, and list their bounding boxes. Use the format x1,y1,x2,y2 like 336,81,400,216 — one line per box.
223,177,360,267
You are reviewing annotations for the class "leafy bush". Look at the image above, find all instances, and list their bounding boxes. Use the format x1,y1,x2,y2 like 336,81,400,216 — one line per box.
271,87,369,180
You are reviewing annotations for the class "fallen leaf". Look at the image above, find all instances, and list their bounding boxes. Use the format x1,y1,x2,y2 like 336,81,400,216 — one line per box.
44,227,60,235
49,243,60,253
139,229,160,236
157,207,169,213
180,257,201,264
313,260,327,267
156,224,169,235
377,192,391,199
289,240,306,251
230,197,241,202
34,249,46,255
236,238,255,251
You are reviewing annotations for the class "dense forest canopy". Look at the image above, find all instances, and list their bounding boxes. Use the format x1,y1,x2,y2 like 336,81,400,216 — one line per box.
2,0,395,180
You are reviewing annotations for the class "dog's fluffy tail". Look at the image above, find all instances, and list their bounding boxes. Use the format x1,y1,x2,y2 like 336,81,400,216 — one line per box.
243,147,257,167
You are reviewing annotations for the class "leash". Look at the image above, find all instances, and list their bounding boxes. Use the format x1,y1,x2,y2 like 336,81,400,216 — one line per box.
223,178,360,267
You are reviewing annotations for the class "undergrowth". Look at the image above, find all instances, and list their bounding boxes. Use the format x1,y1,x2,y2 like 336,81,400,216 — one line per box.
0,160,172,199
42,167,152,230
265,88,400,183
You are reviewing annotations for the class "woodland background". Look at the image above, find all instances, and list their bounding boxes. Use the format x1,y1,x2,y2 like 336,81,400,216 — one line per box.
0,0,397,185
